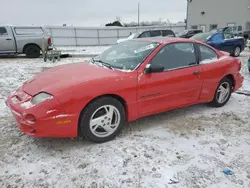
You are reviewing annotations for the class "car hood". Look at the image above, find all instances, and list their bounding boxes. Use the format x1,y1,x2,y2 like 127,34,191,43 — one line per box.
22,62,119,96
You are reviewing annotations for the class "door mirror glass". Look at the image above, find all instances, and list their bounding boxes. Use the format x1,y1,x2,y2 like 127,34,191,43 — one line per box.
144,64,164,74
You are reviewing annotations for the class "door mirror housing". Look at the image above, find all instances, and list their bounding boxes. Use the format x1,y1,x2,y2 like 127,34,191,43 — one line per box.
144,64,164,74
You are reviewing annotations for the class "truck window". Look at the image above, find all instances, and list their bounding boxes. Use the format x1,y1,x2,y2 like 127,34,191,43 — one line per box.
14,27,43,35
0,27,8,35
162,30,175,37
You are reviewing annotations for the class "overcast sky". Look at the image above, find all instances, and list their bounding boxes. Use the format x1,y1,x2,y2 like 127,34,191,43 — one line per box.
1,0,187,26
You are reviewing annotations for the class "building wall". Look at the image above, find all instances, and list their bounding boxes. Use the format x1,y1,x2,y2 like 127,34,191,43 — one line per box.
187,0,250,31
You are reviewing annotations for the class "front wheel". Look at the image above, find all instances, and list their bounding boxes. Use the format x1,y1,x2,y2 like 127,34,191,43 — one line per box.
208,77,233,107
79,97,125,143
232,46,241,57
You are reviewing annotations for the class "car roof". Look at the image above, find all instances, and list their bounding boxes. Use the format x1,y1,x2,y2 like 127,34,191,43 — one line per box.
134,36,197,44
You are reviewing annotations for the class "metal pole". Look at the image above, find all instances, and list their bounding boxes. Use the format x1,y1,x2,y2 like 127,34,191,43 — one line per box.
186,0,189,29
138,2,140,26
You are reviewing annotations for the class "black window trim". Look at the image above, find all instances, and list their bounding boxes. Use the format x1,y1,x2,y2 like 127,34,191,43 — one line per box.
148,41,200,73
195,42,219,64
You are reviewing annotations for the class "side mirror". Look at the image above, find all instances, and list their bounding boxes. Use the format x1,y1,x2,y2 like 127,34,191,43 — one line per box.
144,64,164,74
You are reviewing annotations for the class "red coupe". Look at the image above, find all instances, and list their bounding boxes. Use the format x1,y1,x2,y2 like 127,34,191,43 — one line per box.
6,37,243,143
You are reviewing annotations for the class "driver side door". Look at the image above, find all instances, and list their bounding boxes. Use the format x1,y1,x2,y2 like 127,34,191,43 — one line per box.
137,42,204,115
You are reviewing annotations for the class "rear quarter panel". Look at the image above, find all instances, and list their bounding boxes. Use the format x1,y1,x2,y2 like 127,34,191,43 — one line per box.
199,55,238,102
225,37,245,51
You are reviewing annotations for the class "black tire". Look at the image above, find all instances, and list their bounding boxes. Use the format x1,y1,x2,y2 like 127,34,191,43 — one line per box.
24,45,41,58
79,97,125,143
232,46,241,57
208,77,233,107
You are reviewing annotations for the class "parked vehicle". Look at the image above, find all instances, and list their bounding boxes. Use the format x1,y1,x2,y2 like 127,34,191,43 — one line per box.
0,25,52,58
178,29,203,38
117,29,175,43
211,26,243,36
6,37,243,143
191,32,245,57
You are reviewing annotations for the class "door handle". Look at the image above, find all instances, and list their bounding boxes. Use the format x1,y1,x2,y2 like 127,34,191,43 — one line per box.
193,71,200,75
6,38,12,40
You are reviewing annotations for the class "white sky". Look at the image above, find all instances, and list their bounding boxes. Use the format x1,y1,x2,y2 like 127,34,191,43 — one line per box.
1,0,187,26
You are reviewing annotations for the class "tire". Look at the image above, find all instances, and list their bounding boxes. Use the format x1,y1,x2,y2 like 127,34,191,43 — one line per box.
208,77,233,107
24,45,41,58
79,97,125,143
232,46,241,57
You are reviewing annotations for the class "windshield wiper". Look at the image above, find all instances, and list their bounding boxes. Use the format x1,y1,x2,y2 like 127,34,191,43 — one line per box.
91,58,113,70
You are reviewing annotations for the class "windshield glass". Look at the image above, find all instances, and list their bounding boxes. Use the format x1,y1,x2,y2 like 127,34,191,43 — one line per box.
191,32,211,40
93,40,160,71
179,30,188,35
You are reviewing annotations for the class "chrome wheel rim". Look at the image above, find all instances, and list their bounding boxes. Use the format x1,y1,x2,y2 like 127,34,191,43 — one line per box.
216,82,230,104
90,105,121,138
234,47,240,56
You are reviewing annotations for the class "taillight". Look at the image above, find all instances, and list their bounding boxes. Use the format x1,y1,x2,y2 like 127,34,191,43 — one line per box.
48,38,52,45
238,60,242,71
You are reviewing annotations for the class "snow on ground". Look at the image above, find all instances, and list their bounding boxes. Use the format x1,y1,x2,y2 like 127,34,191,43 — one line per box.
0,49,250,188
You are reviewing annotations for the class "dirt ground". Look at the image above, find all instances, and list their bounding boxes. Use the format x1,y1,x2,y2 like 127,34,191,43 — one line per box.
0,51,250,188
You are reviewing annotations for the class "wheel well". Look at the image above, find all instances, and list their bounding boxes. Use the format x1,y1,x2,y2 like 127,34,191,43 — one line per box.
23,43,41,53
77,94,127,136
225,74,235,89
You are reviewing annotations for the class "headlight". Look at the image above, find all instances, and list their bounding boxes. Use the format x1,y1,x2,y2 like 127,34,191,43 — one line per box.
31,92,53,105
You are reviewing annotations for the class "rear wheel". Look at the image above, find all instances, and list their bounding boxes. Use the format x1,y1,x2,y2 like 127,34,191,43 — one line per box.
24,45,41,58
79,97,125,143
209,77,233,107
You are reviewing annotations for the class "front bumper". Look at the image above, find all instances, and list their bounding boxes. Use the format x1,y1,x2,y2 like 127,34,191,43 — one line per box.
5,87,78,138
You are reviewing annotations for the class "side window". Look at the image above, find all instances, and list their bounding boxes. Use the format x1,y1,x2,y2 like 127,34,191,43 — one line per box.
0,27,8,36
238,26,243,31
224,33,234,39
150,43,197,71
198,44,218,64
210,33,224,42
150,30,161,37
162,30,175,37
138,31,150,38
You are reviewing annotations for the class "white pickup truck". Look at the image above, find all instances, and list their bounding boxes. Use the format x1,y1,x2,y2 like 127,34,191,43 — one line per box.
0,25,52,58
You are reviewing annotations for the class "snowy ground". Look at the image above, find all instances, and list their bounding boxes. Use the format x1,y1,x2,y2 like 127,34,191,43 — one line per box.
0,47,250,188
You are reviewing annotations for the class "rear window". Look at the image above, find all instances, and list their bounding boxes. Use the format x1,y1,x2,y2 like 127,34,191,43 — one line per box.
14,27,44,35
162,30,175,37
191,32,211,41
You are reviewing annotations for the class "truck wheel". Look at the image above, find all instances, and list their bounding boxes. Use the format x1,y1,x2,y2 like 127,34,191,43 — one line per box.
25,45,41,58
232,46,241,57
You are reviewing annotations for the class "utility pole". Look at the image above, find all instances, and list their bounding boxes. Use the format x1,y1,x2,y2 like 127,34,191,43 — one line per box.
138,2,140,26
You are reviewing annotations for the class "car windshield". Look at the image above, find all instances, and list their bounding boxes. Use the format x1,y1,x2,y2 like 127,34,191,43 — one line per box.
92,40,160,71
179,30,189,35
191,32,211,41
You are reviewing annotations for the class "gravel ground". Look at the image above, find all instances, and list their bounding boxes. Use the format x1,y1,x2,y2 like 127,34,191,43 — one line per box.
0,48,250,188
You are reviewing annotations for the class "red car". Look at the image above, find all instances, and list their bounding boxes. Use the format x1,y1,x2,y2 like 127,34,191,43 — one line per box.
6,37,243,143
